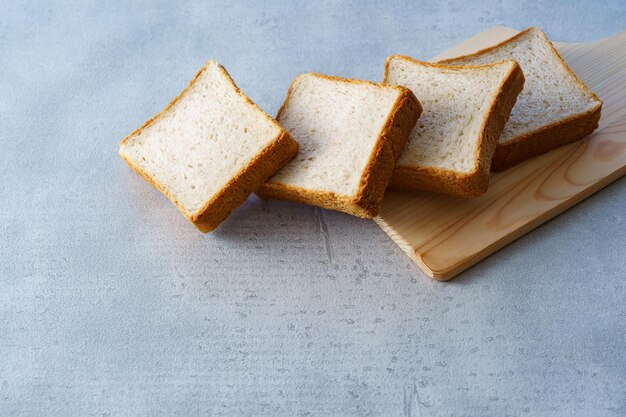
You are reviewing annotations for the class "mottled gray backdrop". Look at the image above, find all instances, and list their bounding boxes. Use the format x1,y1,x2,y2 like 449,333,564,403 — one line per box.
1,1,625,416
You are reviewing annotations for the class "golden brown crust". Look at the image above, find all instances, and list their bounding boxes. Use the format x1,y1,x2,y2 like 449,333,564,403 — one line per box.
258,73,422,218
439,27,603,171
471,63,525,185
119,61,298,233
256,183,374,218
352,88,421,215
384,54,518,76
384,56,524,197
491,105,601,171
192,131,298,232
438,27,542,65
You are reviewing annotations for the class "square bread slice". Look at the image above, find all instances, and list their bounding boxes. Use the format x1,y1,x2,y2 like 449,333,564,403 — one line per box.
439,27,602,171
385,56,524,197
119,61,298,233
256,73,421,218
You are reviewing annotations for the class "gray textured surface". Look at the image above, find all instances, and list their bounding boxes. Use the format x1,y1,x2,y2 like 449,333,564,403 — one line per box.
1,1,625,416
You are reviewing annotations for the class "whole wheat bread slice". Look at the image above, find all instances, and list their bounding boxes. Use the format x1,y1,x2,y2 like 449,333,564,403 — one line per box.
384,57,524,197
119,61,298,233
439,27,602,171
256,73,421,218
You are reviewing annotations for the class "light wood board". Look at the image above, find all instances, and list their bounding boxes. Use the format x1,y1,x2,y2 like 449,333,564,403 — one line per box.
375,26,626,281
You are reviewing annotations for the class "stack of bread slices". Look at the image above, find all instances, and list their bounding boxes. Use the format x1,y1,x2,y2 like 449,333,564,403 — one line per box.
119,28,602,232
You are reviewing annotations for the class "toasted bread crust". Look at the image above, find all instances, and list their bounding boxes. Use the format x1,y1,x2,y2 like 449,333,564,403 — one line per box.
257,74,422,218
119,61,298,232
439,27,603,171
384,56,524,197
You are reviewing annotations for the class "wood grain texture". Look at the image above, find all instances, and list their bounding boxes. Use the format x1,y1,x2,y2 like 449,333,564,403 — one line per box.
375,26,626,281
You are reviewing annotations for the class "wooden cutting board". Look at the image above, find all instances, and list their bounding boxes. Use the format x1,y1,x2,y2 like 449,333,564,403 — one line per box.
375,26,626,281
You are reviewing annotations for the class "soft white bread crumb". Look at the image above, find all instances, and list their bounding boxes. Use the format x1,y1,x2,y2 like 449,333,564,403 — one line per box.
119,61,297,232
441,27,600,145
387,58,518,173
269,74,402,196
384,56,524,197
258,73,421,217
441,28,602,171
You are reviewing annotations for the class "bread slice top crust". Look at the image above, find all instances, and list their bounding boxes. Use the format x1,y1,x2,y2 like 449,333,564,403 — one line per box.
385,56,521,174
266,73,412,198
119,61,288,219
439,27,602,145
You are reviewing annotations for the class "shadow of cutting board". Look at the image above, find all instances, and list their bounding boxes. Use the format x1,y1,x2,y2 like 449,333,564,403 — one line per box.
375,26,626,281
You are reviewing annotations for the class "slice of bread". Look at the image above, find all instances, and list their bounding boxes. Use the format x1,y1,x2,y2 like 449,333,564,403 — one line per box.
256,73,421,218
119,61,298,233
384,57,524,197
439,27,602,171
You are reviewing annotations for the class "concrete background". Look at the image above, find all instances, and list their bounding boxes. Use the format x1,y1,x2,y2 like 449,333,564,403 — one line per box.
1,1,625,416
